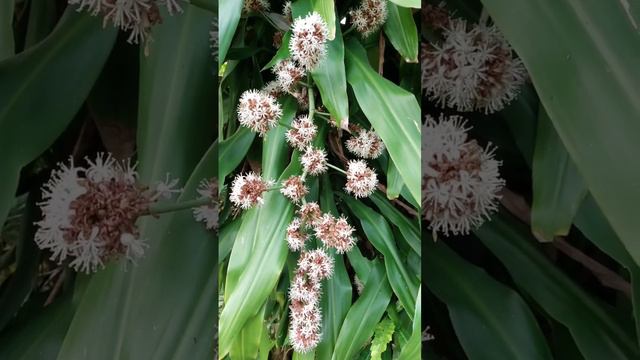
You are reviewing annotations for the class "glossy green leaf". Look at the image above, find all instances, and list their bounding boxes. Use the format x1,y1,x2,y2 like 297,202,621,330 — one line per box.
398,287,421,360
385,158,403,200
476,212,640,359
311,20,349,126
0,10,116,227
388,0,420,9
383,2,418,62
262,31,291,70
345,39,420,203
426,240,552,360
369,192,420,256
219,126,256,181
24,0,57,48
219,105,298,356
230,306,265,360
219,0,243,63
343,196,418,317
480,0,640,265
531,107,587,241
58,6,216,358
331,260,392,359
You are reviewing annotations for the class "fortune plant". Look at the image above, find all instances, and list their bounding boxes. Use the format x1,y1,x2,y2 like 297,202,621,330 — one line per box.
226,11,390,353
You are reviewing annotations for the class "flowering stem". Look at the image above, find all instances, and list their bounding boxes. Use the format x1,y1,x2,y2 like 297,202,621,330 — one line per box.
479,8,490,26
327,163,347,175
316,111,331,116
146,198,211,216
308,78,316,121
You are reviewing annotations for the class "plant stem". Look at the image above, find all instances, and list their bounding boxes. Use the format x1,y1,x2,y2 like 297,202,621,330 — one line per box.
327,163,347,175
146,198,211,216
308,76,315,121
316,111,331,116
343,26,355,36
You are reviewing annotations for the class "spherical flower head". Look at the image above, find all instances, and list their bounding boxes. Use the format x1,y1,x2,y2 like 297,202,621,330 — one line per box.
297,202,322,226
289,12,329,70
286,115,317,151
229,172,275,209
35,153,167,273
237,89,283,136
345,129,386,159
313,213,356,253
422,114,505,236
289,272,322,304
273,60,306,92
280,175,309,203
345,160,378,198
349,0,388,38
298,248,334,281
422,19,527,114
301,146,328,176
193,178,219,231
243,0,270,13
286,218,309,251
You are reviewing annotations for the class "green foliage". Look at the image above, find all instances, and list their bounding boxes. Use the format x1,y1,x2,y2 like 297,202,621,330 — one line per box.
370,317,395,360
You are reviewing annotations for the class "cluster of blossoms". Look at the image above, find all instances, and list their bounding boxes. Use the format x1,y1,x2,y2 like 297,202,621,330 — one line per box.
349,0,388,38
422,114,505,236
237,90,283,137
193,178,219,231
345,129,385,159
422,15,527,113
68,0,185,45
242,0,269,13
35,154,181,273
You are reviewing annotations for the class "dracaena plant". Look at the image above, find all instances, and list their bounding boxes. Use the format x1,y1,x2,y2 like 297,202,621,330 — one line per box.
218,0,422,358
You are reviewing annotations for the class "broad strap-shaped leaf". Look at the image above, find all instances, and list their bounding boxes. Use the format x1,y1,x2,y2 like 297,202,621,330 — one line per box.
476,212,640,359
0,9,116,227
480,0,640,265
311,0,336,40
58,6,216,359
345,39,421,202
383,2,419,62
531,106,587,241
331,260,392,359
426,240,552,360
343,196,418,317
388,0,420,9
219,126,256,181
369,192,420,256
219,0,243,64
398,287,421,360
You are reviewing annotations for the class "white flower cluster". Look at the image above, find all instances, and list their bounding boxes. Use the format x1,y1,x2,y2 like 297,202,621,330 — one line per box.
35,154,180,273
242,0,270,13
68,0,185,45
237,89,283,136
422,114,505,236
193,178,219,231
289,12,330,70
229,172,275,209
422,18,527,114
349,0,388,38
345,129,385,159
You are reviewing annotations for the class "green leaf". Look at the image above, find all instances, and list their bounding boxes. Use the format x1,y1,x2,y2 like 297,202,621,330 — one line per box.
57,6,216,358
331,260,392,360
262,31,291,71
480,0,640,265
397,287,421,360
370,318,395,360
219,126,256,181
0,9,116,227
531,106,587,241
230,306,265,360
345,39,421,203
369,192,420,256
475,212,640,359
311,19,349,126
24,0,58,48
311,0,336,40
383,1,419,62
385,158,403,200
219,106,298,356
219,0,243,63
343,196,418,317
425,240,552,360
388,0,420,9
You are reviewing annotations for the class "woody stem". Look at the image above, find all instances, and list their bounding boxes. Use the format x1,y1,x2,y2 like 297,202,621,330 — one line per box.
146,198,211,216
